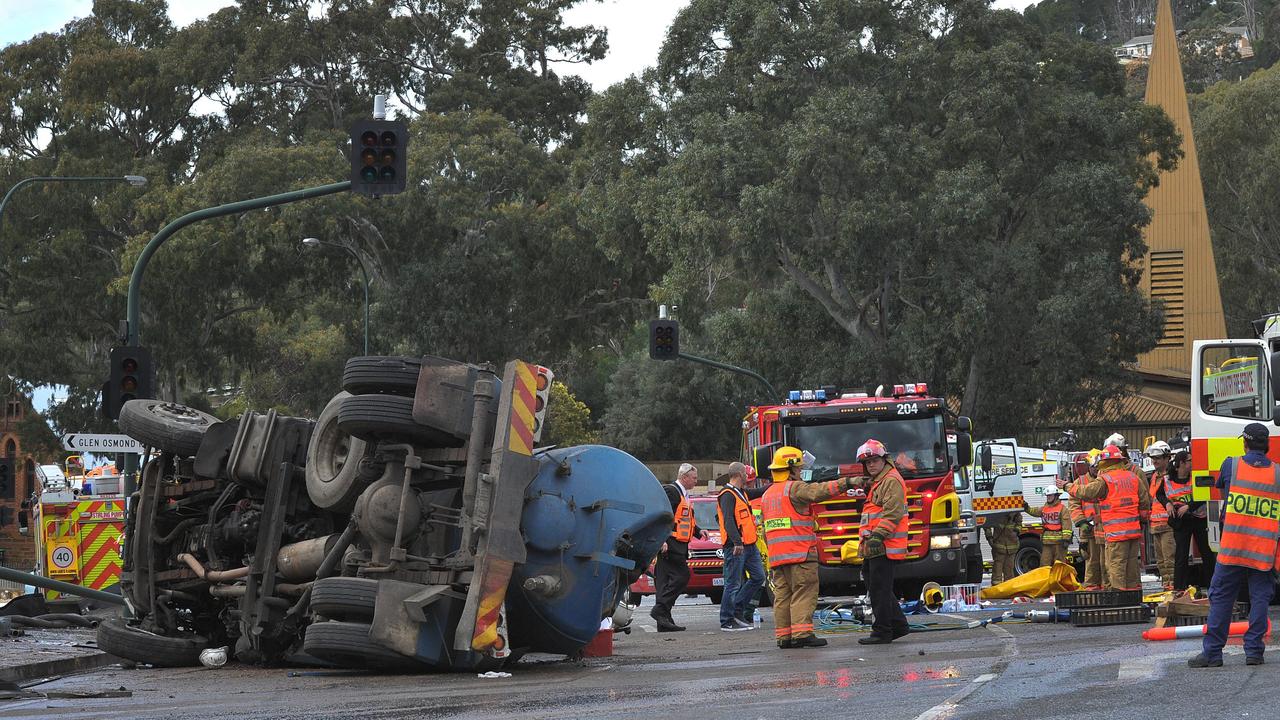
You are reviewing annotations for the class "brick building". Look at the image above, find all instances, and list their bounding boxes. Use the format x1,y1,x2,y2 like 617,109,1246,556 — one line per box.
0,391,47,570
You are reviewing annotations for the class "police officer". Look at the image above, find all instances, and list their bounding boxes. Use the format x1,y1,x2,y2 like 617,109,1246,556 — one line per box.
1189,423,1278,668
760,446,854,649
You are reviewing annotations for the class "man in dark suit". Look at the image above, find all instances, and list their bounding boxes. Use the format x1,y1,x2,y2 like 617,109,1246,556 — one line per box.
651,463,704,631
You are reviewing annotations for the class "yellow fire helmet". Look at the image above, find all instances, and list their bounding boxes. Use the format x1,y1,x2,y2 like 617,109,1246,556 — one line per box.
768,445,805,470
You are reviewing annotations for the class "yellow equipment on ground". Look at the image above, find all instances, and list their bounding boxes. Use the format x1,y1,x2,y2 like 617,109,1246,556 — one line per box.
979,561,1081,600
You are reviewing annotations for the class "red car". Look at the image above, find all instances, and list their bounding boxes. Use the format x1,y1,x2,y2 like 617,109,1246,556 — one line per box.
628,496,728,604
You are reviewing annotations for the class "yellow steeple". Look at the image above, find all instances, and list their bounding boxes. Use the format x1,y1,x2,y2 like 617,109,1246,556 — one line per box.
1137,0,1227,378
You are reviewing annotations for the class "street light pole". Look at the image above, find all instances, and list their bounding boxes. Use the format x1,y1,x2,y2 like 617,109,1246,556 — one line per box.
303,237,371,355
0,175,147,240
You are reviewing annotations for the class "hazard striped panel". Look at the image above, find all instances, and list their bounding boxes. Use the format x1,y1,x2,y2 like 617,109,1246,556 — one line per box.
973,496,1024,512
506,362,539,456
471,558,513,651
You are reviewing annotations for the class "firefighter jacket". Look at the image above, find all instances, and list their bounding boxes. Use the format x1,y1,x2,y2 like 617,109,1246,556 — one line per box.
1074,462,1150,542
984,512,1022,553
1148,471,1170,530
761,477,850,567
858,466,909,560
1217,458,1280,572
1026,500,1072,544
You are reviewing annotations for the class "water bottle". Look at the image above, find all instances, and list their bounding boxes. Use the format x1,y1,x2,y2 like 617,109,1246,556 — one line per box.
753,609,762,628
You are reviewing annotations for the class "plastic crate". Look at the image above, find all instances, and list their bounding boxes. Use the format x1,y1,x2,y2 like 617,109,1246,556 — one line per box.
1069,605,1153,627
939,583,982,612
1053,590,1143,609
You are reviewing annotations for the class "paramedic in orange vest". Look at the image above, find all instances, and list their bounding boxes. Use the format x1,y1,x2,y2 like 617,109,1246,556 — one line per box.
853,439,912,645
1023,485,1071,567
717,462,767,631
1189,423,1279,668
1159,446,1215,590
1072,444,1151,590
760,446,854,649
650,463,705,632
1144,441,1176,589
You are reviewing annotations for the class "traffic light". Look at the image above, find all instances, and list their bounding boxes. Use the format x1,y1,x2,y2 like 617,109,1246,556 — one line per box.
530,365,554,443
648,319,680,360
104,345,154,420
349,119,408,196
0,457,13,500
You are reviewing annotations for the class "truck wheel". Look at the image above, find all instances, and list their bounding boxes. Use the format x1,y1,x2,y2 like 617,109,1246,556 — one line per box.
97,619,210,667
1015,536,1043,575
311,577,378,621
306,392,373,511
342,356,422,396
119,400,218,457
965,547,985,584
302,621,406,669
338,394,464,447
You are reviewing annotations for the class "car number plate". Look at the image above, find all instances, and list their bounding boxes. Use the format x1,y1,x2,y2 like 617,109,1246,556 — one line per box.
712,577,725,586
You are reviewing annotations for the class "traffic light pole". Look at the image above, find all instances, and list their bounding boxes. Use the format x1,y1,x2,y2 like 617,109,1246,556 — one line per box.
677,352,778,400
119,180,352,496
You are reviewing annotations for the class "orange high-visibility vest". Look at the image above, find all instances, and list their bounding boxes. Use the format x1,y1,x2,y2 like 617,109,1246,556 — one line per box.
761,481,817,568
1149,473,1169,527
673,493,693,543
1040,500,1069,542
1217,459,1280,572
1165,473,1194,503
717,486,758,545
1098,468,1142,542
859,468,910,560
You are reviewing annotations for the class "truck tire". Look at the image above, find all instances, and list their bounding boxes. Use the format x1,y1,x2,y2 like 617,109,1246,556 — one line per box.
965,546,985,584
306,392,373,511
119,400,218,457
342,356,421,396
1015,536,1043,576
311,577,378,621
302,621,405,669
337,394,460,446
97,619,210,667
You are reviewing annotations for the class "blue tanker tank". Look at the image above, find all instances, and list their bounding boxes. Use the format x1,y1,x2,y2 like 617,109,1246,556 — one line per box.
506,445,672,654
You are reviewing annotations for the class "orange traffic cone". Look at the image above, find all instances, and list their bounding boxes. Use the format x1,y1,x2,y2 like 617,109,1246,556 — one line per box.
1142,619,1270,641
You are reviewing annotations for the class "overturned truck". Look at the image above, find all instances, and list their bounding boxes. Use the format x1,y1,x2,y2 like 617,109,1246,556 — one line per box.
100,355,670,670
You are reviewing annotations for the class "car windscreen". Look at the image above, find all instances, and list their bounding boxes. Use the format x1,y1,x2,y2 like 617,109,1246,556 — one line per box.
691,499,720,531
789,415,948,480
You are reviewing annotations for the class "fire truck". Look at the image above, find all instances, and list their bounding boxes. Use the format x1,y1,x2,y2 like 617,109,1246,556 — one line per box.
31,460,126,602
741,383,973,594
1189,314,1280,552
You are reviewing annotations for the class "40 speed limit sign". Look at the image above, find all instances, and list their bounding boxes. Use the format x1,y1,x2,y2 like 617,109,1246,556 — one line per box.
49,544,77,571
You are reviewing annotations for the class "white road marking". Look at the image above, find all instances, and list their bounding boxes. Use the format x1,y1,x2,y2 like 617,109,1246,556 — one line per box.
911,618,1017,720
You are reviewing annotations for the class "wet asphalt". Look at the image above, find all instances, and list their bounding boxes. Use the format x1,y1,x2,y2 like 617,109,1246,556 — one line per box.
4,595,1277,720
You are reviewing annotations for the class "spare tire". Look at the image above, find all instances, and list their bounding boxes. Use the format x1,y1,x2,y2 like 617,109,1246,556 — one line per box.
97,619,210,667
310,577,378,621
306,392,373,512
342,356,421,396
302,621,406,669
337,394,462,447
119,400,218,457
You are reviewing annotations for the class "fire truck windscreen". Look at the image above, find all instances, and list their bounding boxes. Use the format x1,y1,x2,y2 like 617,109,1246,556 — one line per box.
790,415,948,479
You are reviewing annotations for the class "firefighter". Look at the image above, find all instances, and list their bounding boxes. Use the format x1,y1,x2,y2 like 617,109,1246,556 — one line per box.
984,511,1022,585
1069,453,1108,590
1188,423,1278,668
1023,485,1071,567
853,439,912,645
760,446,854,649
1145,441,1176,589
1105,432,1148,484
1073,444,1151,590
